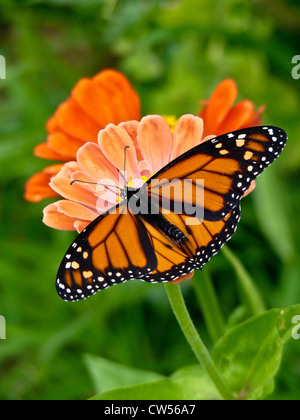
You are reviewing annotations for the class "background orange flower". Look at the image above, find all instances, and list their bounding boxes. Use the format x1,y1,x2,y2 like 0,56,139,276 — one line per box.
198,79,264,138
25,69,141,202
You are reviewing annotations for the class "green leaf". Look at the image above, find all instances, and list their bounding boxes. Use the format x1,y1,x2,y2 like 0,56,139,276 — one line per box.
226,305,249,330
90,378,184,401
89,362,221,400
170,365,221,400
211,304,300,400
84,355,164,394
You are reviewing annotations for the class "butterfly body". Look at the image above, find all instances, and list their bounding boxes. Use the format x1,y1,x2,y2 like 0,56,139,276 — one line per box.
141,213,189,244
56,126,287,302
119,185,189,243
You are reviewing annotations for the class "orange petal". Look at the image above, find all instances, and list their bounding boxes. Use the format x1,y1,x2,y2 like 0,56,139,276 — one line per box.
137,115,173,174
56,162,115,203
55,200,99,221
48,132,85,159
70,170,99,194
58,161,80,178
93,70,141,122
43,202,77,231
137,160,153,179
46,114,61,134
171,115,204,160
50,175,98,211
43,164,66,174
118,120,144,161
94,195,118,215
54,162,98,196
72,70,140,129
71,170,119,204
74,220,92,233
77,142,120,183
54,98,101,142
169,271,195,284
201,79,238,138
34,142,71,161
242,105,265,128
216,100,255,135
72,77,116,127
24,165,63,202
98,123,139,180
243,180,256,197
71,169,97,182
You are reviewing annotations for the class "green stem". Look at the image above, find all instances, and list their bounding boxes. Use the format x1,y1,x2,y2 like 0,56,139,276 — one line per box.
164,283,235,401
192,269,225,343
222,246,266,316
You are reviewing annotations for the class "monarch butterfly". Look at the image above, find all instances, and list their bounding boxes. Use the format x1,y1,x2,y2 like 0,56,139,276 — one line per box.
56,126,287,302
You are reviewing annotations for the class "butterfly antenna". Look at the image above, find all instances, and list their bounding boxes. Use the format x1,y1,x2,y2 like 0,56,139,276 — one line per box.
118,146,130,188
71,179,121,194
124,146,130,175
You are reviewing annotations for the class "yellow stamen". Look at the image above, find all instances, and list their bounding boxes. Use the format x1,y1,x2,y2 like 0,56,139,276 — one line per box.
127,177,135,189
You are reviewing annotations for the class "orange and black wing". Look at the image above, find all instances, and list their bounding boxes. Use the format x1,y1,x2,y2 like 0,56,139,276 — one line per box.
141,205,241,284
56,204,157,301
147,126,287,221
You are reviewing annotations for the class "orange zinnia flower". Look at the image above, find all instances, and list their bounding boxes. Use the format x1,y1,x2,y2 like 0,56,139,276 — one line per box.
43,115,215,232
25,69,141,202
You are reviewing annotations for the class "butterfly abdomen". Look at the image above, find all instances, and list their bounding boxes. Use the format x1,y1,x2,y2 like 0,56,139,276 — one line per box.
143,213,188,244
164,223,187,243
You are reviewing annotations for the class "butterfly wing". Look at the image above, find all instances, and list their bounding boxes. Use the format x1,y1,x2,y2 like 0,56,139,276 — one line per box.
56,203,157,301
147,126,287,221
141,205,241,284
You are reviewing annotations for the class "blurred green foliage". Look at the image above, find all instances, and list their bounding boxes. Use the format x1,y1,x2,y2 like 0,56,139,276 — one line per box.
0,0,300,400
